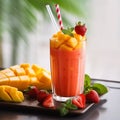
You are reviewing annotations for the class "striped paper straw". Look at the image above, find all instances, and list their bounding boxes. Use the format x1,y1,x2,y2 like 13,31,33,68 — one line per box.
55,4,64,30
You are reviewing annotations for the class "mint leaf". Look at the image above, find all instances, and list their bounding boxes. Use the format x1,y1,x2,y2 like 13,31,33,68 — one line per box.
57,99,77,116
84,74,92,93
84,74,108,95
92,83,108,95
65,99,78,110
58,106,69,116
68,27,74,32
62,27,74,37
84,74,91,87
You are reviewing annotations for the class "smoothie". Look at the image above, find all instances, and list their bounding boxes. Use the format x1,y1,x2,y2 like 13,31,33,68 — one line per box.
50,23,86,101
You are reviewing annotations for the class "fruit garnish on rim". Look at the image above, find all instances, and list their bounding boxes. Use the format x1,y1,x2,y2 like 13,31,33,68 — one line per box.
61,21,87,37
75,21,87,36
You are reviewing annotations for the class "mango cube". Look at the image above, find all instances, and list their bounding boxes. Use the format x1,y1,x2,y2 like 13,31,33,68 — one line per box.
59,44,73,51
65,38,78,48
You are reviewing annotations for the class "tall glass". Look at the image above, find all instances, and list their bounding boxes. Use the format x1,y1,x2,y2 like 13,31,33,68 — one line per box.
50,31,86,102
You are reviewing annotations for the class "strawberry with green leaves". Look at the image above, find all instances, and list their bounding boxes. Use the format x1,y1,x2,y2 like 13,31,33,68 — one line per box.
62,21,87,37
24,86,39,99
86,90,100,103
84,74,108,96
75,21,87,36
84,74,108,103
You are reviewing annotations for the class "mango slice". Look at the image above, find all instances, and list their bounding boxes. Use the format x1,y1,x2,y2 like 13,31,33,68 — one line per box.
9,76,21,89
0,85,24,102
1,69,15,77
0,63,52,91
18,75,30,90
0,72,7,79
25,68,36,77
0,77,9,85
0,86,12,101
36,70,51,90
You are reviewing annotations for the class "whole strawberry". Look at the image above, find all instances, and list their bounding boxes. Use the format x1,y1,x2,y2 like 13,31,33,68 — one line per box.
75,21,87,36
28,86,39,99
86,90,100,103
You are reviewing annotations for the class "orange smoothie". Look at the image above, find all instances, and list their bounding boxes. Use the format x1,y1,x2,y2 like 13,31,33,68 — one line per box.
50,30,86,101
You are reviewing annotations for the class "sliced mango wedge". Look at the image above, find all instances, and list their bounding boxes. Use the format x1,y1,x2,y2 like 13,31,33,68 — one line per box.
0,86,12,101
0,63,52,91
0,85,24,102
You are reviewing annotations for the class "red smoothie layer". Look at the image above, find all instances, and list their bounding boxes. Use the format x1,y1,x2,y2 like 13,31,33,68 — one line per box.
50,46,86,97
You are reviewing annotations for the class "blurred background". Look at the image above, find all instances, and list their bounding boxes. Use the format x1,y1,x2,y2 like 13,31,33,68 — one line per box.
0,0,120,81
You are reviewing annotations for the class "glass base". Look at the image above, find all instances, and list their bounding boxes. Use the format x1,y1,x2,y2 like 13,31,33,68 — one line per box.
53,94,74,102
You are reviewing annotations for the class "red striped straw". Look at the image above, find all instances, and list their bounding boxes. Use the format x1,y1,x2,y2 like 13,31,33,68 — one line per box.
55,4,64,30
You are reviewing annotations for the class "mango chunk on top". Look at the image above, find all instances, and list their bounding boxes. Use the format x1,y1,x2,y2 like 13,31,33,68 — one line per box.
50,31,86,50
59,44,73,51
65,38,78,48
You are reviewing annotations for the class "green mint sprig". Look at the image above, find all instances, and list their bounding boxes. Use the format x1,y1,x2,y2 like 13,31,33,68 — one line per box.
84,74,108,95
57,99,78,116
62,27,74,37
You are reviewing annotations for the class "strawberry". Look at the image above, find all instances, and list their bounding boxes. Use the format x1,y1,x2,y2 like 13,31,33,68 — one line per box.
42,94,54,108
75,21,87,36
37,90,49,104
72,94,86,109
28,86,39,99
86,90,100,103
